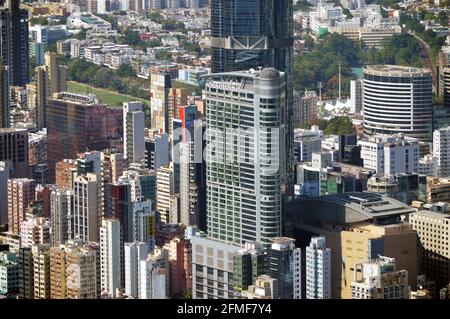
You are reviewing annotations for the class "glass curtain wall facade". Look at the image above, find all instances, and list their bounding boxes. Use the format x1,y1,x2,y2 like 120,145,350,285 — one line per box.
210,0,294,194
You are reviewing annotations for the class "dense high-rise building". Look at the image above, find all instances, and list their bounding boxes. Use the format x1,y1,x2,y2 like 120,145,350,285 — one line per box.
210,0,292,76
0,0,29,86
131,198,155,251
72,173,99,243
167,88,187,135
305,237,331,299
55,159,77,190
362,65,433,142
156,165,174,224
0,161,10,224
150,69,172,133
50,187,73,246
358,134,419,176
124,241,148,299
267,237,301,299
7,178,35,235
45,52,67,97
232,242,267,294
205,68,286,246
17,247,34,299
0,251,18,298
163,236,191,297
210,0,294,190
101,149,125,216
49,241,100,299
106,181,132,242
438,49,450,110
20,216,51,248
433,127,450,178
32,244,51,299
191,234,241,299
410,208,450,291
350,79,363,114
293,90,318,128
123,102,145,163
0,58,9,128
33,52,67,130
0,128,29,178
145,134,170,172
119,164,156,203
46,93,123,183
100,219,122,298
139,249,168,299
176,105,206,229
351,256,409,299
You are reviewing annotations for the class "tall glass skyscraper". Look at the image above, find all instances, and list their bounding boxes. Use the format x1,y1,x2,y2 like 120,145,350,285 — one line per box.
205,68,286,246
211,0,293,76
210,0,294,194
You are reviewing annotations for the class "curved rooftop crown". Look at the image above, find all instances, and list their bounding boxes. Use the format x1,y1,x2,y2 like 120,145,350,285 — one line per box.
363,65,431,77
258,67,280,79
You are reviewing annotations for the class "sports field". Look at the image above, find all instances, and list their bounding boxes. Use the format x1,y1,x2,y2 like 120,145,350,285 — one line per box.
67,81,148,107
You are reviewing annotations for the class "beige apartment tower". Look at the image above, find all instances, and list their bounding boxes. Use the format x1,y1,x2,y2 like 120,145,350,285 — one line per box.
50,242,100,299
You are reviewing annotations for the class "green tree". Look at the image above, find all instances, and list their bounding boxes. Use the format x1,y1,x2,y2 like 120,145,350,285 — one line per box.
323,117,354,135
94,14,118,29
342,9,353,19
438,11,449,27
155,50,173,61
163,19,185,32
148,11,165,23
72,29,87,40
147,38,162,48
293,0,312,11
116,64,135,78
182,290,192,299
30,17,48,26
45,43,57,53
118,29,142,47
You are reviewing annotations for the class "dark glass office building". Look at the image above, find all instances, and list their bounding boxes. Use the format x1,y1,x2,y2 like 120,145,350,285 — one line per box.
0,0,29,86
210,0,294,193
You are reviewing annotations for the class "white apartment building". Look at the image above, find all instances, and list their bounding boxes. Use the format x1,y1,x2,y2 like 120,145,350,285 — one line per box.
72,173,99,242
191,235,241,299
20,216,51,248
351,256,409,299
306,237,331,299
123,102,145,163
131,198,155,251
418,154,438,177
433,127,450,178
156,165,174,224
139,254,167,299
124,242,149,299
100,219,121,298
358,134,419,176
294,126,323,163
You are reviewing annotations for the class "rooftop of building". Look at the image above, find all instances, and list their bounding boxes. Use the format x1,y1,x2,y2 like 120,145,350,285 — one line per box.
411,210,450,220
287,192,415,225
204,67,285,82
363,65,431,77
0,128,28,134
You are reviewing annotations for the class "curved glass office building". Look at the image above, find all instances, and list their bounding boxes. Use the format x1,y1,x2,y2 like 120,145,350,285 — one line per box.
362,65,433,142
